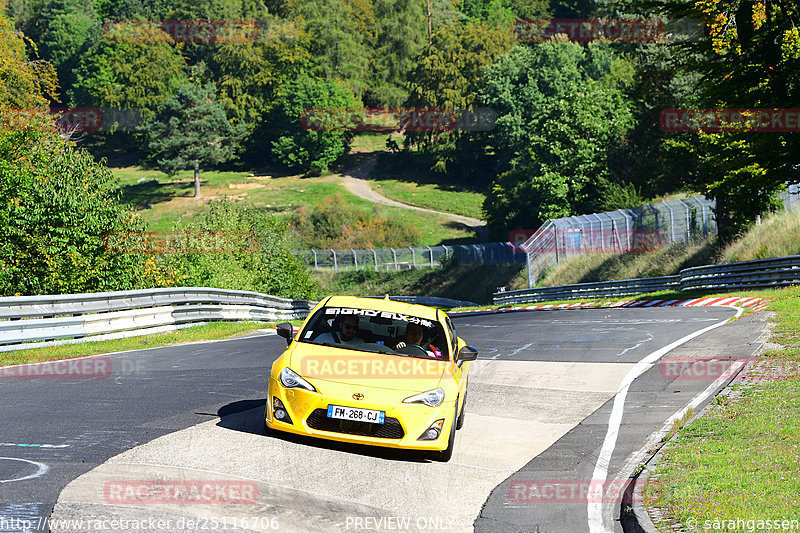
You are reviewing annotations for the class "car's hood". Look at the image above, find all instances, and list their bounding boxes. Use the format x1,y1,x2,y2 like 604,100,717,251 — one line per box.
287,344,449,392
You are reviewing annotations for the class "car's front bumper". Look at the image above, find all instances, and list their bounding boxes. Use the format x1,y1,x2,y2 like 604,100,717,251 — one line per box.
265,377,455,451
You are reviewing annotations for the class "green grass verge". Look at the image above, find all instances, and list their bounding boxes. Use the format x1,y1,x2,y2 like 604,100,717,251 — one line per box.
370,179,485,220
0,320,297,366
644,285,800,529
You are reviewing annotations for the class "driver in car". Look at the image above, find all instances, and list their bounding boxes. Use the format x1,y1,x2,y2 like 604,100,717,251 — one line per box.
394,322,441,358
315,315,364,345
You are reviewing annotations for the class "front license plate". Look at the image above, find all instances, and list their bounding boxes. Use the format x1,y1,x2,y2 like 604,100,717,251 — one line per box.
327,404,385,424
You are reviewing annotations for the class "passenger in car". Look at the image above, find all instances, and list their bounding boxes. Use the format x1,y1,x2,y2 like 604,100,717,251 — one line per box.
394,322,441,357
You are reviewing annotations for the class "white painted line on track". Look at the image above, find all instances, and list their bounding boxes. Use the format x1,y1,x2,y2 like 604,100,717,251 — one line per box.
587,306,744,533
0,457,49,483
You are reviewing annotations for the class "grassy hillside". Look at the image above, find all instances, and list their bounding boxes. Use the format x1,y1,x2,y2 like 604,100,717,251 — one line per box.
111,169,475,247
538,207,800,287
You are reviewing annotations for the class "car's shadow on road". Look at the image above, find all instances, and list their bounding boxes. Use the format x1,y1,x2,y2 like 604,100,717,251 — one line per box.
216,399,432,463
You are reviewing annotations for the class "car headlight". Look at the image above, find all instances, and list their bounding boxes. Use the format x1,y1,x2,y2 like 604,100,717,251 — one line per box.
403,388,445,407
279,367,316,392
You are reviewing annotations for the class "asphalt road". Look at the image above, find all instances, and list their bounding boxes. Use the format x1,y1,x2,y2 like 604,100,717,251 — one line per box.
0,307,767,533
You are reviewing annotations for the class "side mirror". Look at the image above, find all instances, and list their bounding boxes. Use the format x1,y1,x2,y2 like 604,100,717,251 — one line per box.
276,322,294,346
457,345,478,362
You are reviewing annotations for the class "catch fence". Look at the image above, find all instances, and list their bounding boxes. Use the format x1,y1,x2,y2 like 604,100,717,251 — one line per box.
299,242,525,273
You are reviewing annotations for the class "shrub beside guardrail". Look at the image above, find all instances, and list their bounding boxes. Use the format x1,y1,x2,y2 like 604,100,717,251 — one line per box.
494,255,800,305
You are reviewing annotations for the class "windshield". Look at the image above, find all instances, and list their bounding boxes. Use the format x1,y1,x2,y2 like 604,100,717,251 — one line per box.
297,306,449,360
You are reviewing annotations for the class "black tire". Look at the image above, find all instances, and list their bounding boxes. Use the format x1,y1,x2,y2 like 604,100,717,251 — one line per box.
456,388,467,430
432,402,458,462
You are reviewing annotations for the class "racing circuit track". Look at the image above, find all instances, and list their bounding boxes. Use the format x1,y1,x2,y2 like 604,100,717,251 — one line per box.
0,306,768,533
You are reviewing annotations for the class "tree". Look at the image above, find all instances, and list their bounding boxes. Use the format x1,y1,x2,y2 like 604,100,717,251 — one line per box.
288,0,373,100
368,0,428,106
70,22,186,120
479,43,634,237
141,76,246,197
403,19,512,169
268,74,359,175
0,2,58,113
209,18,314,163
28,0,100,92
643,0,800,242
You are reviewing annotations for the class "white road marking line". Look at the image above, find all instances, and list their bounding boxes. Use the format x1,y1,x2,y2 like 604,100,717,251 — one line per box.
601,357,748,530
0,457,49,483
587,306,743,533
0,443,69,448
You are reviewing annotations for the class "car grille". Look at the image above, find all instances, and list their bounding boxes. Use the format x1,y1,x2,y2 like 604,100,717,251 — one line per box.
306,409,405,439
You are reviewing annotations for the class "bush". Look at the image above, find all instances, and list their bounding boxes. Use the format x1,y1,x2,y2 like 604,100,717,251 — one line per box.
291,194,422,249
0,126,179,295
175,198,318,299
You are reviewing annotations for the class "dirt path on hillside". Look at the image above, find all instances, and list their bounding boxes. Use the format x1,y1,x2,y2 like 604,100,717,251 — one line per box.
341,156,487,232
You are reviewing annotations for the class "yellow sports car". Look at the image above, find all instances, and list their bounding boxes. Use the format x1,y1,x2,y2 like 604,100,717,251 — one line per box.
265,295,477,461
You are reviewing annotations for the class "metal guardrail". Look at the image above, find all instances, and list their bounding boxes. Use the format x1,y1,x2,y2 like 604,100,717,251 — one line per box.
493,255,800,305
494,276,680,305
0,289,476,352
0,288,316,352
680,255,800,291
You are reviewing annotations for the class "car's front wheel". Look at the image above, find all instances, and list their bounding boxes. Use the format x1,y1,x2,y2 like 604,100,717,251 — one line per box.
432,402,458,462
456,387,467,430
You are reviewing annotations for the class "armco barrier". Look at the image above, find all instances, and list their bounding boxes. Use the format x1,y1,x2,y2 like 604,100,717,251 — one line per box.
495,255,800,305
0,290,474,352
0,288,315,352
494,276,680,305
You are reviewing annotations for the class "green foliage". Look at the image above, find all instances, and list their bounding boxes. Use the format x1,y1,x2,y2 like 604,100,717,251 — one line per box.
268,75,359,174
403,19,512,168
648,0,800,242
0,127,157,295
598,181,644,211
480,43,634,237
176,198,318,299
28,0,100,90
292,194,422,249
458,0,551,24
0,4,58,111
70,22,186,119
405,20,512,114
368,0,428,106
289,0,373,99
140,74,247,180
